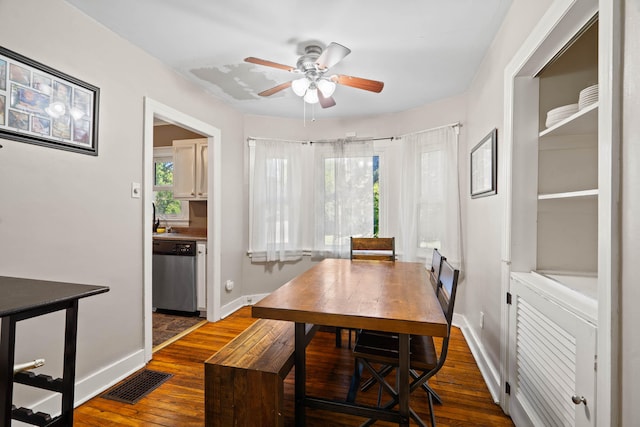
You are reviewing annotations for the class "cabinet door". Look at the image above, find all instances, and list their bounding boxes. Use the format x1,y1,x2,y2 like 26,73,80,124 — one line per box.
508,276,596,427
196,142,208,198
196,242,206,311
173,142,196,199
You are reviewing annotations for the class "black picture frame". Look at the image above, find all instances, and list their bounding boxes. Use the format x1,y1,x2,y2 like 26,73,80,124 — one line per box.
0,46,99,156
470,128,497,198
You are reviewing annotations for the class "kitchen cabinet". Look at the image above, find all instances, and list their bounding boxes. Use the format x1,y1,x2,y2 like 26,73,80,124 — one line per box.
196,242,207,312
173,138,208,200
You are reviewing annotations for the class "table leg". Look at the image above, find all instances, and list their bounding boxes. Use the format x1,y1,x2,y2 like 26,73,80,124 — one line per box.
295,322,306,427
398,333,410,426
61,301,79,426
0,316,17,427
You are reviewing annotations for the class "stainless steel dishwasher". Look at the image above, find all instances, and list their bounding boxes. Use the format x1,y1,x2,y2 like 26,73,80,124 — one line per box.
152,240,197,313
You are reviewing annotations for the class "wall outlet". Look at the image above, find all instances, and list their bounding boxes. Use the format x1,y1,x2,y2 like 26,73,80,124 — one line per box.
480,311,485,329
225,279,234,291
246,297,253,304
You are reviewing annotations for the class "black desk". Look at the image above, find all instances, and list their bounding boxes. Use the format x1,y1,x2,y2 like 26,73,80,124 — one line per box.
0,276,109,426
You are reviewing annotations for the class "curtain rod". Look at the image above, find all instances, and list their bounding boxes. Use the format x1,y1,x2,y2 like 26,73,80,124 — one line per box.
247,121,461,145
309,136,394,144
247,136,310,144
396,121,462,139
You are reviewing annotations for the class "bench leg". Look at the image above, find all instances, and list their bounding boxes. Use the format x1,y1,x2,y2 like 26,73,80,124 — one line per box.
295,322,306,427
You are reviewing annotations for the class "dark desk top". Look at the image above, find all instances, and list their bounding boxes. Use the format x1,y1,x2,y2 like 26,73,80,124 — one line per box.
0,276,109,318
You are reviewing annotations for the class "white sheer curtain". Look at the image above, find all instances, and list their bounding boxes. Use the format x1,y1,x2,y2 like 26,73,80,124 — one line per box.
250,139,304,262
312,139,375,258
398,126,461,267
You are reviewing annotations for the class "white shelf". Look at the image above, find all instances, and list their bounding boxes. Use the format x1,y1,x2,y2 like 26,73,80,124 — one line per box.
538,188,598,200
539,102,598,138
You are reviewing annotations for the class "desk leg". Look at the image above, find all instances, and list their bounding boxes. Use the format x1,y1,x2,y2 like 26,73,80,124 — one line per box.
295,322,306,427
61,301,79,426
398,333,410,426
0,316,17,427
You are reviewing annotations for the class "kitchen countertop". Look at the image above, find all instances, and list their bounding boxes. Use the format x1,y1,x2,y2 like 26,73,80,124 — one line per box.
153,227,207,241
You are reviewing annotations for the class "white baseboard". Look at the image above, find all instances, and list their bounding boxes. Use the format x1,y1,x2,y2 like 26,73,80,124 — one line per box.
455,314,502,404
13,350,145,425
220,293,269,318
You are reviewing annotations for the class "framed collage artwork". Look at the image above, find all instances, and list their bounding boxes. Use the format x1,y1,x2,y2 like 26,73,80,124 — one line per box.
0,46,99,156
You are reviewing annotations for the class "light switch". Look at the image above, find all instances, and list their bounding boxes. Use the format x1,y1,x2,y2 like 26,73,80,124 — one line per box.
131,182,141,198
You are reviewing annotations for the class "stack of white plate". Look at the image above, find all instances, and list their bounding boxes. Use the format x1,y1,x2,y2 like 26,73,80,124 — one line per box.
545,103,579,128
578,84,598,110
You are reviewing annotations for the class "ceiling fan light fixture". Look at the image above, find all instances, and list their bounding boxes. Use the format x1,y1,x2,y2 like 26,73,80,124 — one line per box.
303,88,319,104
291,77,310,96
317,79,336,97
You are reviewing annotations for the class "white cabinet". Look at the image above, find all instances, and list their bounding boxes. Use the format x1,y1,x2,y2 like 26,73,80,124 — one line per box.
173,138,208,200
509,273,596,427
196,242,207,312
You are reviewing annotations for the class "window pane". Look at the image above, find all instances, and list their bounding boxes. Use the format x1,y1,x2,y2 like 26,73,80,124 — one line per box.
418,150,443,249
322,155,378,246
155,160,174,186
154,190,182,216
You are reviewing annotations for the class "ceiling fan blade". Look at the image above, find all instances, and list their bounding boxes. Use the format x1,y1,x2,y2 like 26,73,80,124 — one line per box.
316,42,351,70
332,74,384,93
318,91,336,108
258,81,292,97
245,57,296,72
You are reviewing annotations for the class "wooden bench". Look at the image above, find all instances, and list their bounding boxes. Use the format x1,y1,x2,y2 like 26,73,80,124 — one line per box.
204,318,295,427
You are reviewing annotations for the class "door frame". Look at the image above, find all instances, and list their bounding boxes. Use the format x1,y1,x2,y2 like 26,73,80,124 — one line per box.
143,97,222,362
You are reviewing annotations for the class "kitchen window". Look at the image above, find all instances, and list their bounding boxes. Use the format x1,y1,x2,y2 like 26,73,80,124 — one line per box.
153,147,188,222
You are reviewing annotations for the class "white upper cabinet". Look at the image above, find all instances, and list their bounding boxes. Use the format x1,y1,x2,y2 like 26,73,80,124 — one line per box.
173,138,208,200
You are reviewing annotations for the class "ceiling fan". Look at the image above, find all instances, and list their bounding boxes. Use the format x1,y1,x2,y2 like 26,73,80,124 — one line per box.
245,42,384,108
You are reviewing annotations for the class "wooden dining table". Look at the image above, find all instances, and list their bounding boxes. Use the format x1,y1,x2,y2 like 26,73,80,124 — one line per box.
252,258,448,426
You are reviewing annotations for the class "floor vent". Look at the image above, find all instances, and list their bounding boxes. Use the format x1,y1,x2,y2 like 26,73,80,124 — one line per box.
102,370,172,404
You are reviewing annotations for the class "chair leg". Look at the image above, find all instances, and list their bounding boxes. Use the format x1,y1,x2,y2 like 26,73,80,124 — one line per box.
347,358,363,403
361,364,393,392
427,387,436,427
410,369,442,405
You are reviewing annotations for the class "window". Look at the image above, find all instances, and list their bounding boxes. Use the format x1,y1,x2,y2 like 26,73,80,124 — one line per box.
249,139,304,261
153,147,188,222
320,155,379,245
418,149,443,250
248,128,461,264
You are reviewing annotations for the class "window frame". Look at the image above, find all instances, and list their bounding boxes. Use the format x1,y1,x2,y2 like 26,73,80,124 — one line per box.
153,146,189,224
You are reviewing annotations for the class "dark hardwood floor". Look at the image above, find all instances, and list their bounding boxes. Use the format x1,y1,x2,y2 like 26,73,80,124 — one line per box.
74,307,514,426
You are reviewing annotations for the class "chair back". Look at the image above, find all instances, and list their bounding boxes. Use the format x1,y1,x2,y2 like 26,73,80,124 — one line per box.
429,249,445,290
436,259,459,327
350,237,395,261
432,259,459,373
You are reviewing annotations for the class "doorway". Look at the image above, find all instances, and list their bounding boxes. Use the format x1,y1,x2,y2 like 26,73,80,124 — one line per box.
143,97,222,362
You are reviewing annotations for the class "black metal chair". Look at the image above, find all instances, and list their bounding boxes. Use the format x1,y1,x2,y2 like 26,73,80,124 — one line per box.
347,259,460,427
358,248,446,402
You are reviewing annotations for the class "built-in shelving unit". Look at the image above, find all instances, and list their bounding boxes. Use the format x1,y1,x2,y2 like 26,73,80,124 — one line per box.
536,20,599,279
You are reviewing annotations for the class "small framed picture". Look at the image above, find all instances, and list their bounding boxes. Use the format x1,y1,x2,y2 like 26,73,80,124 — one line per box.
470,128,497,198
0,46,99,155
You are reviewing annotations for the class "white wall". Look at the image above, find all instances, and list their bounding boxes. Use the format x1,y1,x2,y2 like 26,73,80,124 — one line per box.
459,0,554,381
0,0,245,408
621,0,640,423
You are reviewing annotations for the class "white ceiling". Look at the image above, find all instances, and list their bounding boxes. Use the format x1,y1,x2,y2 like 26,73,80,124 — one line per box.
65,0,513,119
